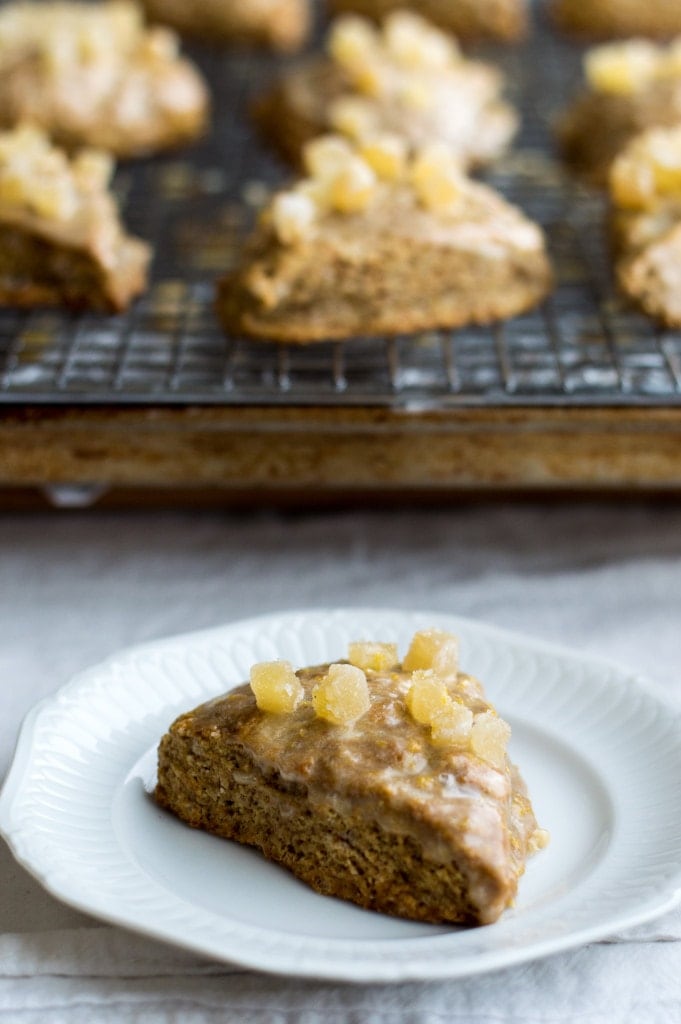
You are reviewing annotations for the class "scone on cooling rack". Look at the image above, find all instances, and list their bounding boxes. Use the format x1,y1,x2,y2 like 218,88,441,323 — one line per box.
0,0,209,157
216,135,552,344
553,0,681,40
155,630,548,925
610,125,681,327
559,38,681,184
141,0,311,52
329,0,528,43
0,124,150,312
254,11,518,170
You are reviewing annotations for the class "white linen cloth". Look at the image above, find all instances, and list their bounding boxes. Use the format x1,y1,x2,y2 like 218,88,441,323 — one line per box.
1,502,680,1023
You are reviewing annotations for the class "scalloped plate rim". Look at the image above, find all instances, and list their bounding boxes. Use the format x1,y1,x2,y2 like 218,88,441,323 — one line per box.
2,607,681,983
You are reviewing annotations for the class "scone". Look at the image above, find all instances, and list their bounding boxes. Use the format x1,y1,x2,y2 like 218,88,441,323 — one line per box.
559,38,681,184
553,0,681,40
0,124,150,312
329,0,528,43
141,0,311,52
0,0,209,157
155,630,547,926
254,12,518,170
610,125,681,326
217,135,552,343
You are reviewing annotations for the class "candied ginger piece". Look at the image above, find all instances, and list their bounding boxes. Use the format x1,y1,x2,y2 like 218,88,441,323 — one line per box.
72,149,114,192
406,669,449,725
585,41,659,96
327,154,377,213
359,133,408,180
410,145,463,212
303,135,354,179
271,190,317,245
250,660,304,714
430,701,474,747
470,710,510,769
402,628,459,679
528,827,550,854
328,15,379,73
610,126,681,210
347,640,398,672
383,11,458,71
313,663,370,725
328,96,376,141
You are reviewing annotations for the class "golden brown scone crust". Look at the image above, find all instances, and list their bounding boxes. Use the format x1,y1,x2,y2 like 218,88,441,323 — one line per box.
330,0,528,43
553,0,681,39
142,0,311,51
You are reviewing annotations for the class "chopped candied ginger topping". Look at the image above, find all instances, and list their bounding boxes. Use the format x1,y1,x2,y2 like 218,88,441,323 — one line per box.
0,124,114,222
249,660,304,714
470,710,510,770
402,628,459,680
271,136,465,245
328,96,377,141
0,1,181,74
528,827,550,854
270,191,317,245
585,36,681,96
359,133,408,181
347,640,398,672
610,126,681,211
410,143,464,213
406,669,450,725
328,12,460,104
406,669,474,749
430,701,474,747
312,663,371,725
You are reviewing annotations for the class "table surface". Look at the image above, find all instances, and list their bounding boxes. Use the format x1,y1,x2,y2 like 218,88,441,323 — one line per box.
1,502,680,1022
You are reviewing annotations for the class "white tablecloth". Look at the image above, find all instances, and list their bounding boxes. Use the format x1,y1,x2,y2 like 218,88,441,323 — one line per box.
1,502,680,1022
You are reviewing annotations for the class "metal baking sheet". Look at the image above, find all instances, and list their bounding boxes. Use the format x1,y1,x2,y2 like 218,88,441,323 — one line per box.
1,10,680,410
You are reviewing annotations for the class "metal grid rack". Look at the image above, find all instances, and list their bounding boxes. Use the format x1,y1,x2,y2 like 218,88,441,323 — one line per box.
1,14,681,410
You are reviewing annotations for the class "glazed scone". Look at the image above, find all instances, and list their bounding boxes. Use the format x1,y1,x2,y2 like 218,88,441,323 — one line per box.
330,0,528,44
254,12,518,170
0,1,209,157
141,0,311,52
559,37,681,184
155,631,547,925
217,135,552,343
553,0,681,40
0,124,150,311
610,126,681,326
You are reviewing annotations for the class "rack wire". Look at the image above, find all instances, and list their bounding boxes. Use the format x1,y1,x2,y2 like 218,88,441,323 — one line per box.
1,13,681,409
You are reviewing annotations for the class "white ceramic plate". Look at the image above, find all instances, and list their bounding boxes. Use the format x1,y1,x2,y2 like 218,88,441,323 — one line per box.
2,608,681,983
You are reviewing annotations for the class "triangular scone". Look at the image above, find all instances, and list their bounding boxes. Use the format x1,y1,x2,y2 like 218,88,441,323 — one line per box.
610,126,681,326
0,1,208,157
0,125,150,312
141,0,310,52
155,630,547,926
217,136,552,343
330,0,528,44
560,38,681,184
255,12,518,170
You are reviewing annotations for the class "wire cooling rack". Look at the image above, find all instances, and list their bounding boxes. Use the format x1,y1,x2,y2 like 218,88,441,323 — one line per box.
2,13,681,409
